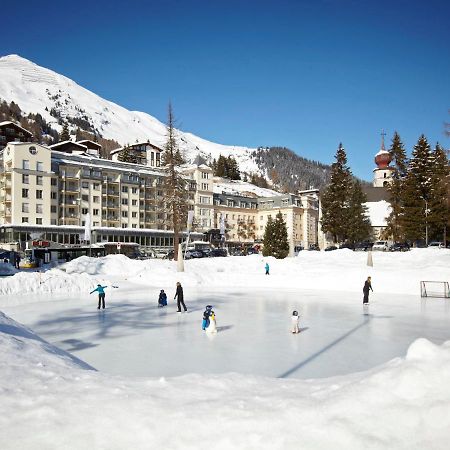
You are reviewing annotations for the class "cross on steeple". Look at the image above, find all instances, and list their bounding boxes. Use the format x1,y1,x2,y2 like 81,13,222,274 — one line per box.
380,130,386,151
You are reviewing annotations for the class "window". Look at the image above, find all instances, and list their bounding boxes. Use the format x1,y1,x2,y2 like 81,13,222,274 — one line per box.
36,218,42,225
51,219,57,225
36,204,43,214
36,190,43,199
227,200,234,207
36,162,44,171
51,206,57,213
122,211,128,218
156,153,160,167
51,178,57,186
22,203,29,213
51,192,57,199
82,208,89,215
131,187,138,194
93,196,99,203
132,224,137,228
122,186,128,193
200,196,210,204
132,212,137,218
201,183,209,190
22,217,28,223
121,198,128,205
93,222,99,226
82,181,89,189
132,199,137,206
22,174,29,184
121,223,127,228
93,209,99,216
82,195,89,202
93,183,100,190
22,188,29,198
36,175,43,186
201,172,209,179
22,160,30,170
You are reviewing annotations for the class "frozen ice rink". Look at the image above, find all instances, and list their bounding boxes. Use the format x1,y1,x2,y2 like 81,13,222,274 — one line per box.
4,286,450,379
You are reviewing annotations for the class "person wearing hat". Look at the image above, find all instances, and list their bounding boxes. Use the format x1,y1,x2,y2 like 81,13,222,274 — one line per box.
174,281,187,313
90,284,108,309
363,276,373,305
158,289,168,307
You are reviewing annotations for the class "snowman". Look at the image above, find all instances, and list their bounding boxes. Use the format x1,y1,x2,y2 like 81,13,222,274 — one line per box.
206,310,217,333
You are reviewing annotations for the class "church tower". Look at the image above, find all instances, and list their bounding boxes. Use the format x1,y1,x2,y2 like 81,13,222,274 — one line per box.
373,131,394,187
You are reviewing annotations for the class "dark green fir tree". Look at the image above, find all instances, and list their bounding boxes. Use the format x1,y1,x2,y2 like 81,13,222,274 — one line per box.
346,180,372,244
262,211,289,259
59,122,70,142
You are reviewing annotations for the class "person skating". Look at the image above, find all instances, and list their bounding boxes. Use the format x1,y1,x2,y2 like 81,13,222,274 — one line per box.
363,276,373,305
202,305,212,330
174,281,187,312
291,311,300,334
90,284,108,309
265,262,270,275
158,289,167,307
206,310,217,334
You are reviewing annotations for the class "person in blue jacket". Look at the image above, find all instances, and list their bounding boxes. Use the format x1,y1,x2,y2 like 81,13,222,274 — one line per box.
158,289,167,307
265,262,270,275
90,284,108,309
202,305,212,330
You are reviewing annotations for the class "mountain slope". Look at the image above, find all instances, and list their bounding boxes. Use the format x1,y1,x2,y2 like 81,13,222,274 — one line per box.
0,54,332,189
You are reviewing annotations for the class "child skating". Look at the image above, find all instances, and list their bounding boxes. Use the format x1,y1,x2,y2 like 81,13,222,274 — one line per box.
291,310,300,334
202,305,212,330
90,284,108,309
158,289,167,307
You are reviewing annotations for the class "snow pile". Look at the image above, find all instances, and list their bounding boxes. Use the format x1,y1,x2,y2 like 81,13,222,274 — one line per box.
0,249,448,297
1,310,450,449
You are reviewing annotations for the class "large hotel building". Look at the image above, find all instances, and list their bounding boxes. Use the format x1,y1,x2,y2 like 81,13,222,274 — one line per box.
0,121,319,256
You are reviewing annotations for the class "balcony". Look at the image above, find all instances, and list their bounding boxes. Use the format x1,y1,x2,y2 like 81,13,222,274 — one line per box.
60,199,79,206
121,174,141,185
60,184,79,193
103,202,120,209
102,190,120,196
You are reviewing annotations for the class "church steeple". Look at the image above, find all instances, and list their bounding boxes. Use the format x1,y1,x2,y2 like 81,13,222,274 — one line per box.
373,130,394,187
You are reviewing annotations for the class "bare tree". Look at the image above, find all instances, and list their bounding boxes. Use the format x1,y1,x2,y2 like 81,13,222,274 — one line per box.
161,103,187,260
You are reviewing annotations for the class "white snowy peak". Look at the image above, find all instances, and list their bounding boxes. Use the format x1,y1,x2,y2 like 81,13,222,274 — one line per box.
0,54,261,173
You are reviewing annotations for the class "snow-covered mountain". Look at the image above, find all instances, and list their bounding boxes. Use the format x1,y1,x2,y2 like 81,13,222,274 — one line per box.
0,54,260,173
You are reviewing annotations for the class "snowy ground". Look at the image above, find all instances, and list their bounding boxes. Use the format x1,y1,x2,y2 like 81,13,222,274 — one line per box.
1,249,450,449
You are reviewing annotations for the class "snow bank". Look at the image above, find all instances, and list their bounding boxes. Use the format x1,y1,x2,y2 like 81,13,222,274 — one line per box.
1,249,449,298
1,310,450,449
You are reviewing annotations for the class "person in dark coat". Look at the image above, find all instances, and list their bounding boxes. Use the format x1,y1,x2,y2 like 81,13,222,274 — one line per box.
363,276,373,304
15,254,21,269
174,281,187,313
158,289,167,307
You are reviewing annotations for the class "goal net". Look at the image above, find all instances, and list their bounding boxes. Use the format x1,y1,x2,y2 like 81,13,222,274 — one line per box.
420,281,450,298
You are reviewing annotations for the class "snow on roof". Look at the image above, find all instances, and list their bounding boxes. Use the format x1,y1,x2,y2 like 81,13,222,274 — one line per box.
110,142,163,155
77,140,101,149
364,200,391,227
213,177,279,198
0,120,33,135
375,149,390,156
49,140,88,150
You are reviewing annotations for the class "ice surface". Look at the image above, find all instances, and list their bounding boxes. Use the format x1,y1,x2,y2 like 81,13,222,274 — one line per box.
4,286,450,380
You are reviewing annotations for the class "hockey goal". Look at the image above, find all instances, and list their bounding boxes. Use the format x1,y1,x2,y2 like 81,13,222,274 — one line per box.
420,281,450,298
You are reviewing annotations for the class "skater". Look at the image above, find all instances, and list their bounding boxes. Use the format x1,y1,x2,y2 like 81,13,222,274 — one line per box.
174,281,187,312
363,276,373,305
202,305,212,330
265,262,270,275
158,289,167,307
90,284,108,309
15,253,21,269
291,310,300,334
206,310,217,333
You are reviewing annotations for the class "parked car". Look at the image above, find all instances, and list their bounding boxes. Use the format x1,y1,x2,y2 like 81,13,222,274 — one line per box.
339,242,355,250
308,244,320,251
324,245,338,251
355,242,374,251
372,240,389,251
389,242,410,252
246,247,258,255
210,248,228,257
428,241,445,248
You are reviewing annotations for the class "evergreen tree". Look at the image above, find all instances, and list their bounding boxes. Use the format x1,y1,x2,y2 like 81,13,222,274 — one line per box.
401,135,434,242
215,155,227,177
226,156,241,180
320,143,353,243
385,132,408,241
428,143,449,241
262,211,289,258
59,122,70,142
161,103,187,260
118,145,138,163
346,181,372,244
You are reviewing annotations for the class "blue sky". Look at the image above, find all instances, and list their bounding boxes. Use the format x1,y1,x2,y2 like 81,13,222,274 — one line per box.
1,0,449,180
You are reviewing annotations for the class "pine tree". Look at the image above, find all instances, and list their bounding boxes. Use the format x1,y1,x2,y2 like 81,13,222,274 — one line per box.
215,155,227,177
161,103,188,260
401,135,434,242
59,122,70,142
428,143,449,241
263,211,289,258
346,181,372,244
385,132,408,241
118,145,138,163
320,143,353,243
